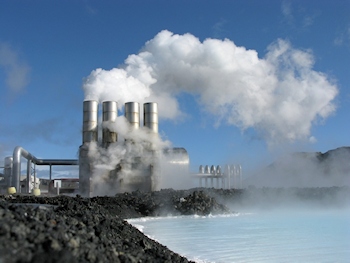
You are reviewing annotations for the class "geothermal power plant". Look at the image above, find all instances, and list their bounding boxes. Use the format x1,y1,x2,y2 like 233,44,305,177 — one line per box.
0,100,242,196
78,100,188,196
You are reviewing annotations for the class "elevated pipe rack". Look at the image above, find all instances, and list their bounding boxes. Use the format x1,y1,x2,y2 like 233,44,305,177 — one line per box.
11,146,78,193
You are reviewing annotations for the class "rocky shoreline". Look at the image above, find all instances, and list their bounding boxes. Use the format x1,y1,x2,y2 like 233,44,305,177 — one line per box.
1,187,349,262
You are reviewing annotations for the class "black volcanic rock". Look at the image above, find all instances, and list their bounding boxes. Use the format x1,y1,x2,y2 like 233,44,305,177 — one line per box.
173,190,230,215
0,189,231,263
1,187,349,262
0,194,195,263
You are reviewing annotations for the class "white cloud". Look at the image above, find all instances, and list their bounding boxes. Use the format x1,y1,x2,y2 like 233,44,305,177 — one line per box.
0,42,30,93
309,136,317,144
281,0,293,25
334,25,350,47
302,15,315,28
212,18,228,37
82,30,338,146
281,1,319,30
85,5,98,15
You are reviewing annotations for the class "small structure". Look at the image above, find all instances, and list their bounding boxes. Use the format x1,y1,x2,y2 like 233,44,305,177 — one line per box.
193,164,242,189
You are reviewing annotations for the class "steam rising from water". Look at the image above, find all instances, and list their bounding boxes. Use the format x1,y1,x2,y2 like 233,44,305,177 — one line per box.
245,147,350,188
83,30,338,145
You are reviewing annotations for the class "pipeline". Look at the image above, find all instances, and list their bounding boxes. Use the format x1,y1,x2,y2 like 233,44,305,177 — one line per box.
11,146,78,193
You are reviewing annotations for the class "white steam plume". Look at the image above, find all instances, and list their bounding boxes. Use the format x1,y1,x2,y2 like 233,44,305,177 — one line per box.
82,30,338,145
0,42,30,94
87,115,172,195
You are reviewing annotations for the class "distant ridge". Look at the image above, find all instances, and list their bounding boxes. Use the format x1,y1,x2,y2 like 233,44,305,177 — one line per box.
245,147,350,188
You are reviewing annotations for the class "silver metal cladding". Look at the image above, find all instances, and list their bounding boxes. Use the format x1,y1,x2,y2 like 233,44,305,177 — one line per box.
205,165,210,174
79,144,92,197
11,146,78,194
143,102,158,133
102,101,118,121
102,101,118,145
216,165,221,175
125,102,140,129
4,156,13,188
83,100,98,143
210,165,216,175
199,165,204,174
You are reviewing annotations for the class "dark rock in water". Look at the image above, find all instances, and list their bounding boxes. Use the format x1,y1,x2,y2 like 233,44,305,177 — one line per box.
0,192,197,263
0,188,230,263
173,190,230,215
2,187,347,262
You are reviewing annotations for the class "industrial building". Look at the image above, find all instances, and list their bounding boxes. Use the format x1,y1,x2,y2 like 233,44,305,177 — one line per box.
1,100,241,196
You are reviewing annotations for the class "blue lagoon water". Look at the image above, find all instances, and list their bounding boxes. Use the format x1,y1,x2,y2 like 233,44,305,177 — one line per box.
128,209,350,262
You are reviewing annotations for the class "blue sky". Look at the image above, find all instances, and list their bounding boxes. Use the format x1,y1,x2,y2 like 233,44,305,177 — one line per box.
0,0,349,178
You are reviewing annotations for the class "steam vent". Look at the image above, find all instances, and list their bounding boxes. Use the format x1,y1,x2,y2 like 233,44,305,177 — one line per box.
79,100,189,197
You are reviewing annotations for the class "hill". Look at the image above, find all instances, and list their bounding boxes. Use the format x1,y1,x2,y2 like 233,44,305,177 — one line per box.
244,147,350,187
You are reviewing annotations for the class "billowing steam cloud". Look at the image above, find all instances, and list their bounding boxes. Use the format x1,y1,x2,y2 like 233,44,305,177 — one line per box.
83,30,337,145
86,115,172,195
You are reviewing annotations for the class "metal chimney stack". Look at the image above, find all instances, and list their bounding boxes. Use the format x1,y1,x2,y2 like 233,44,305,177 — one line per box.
102,101,117,147
143,102,159,190
80,100,98,197
143,102,158,134
82,100,98,143
125,102,140,130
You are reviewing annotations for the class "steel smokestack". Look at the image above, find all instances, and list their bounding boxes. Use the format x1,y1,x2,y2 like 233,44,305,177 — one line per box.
124,102,140,130
82,100,98,144
102,101,117,146
80,100,98,197
143,102,158,133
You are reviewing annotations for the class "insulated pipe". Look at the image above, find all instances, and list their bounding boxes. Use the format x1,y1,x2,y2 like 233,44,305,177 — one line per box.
12,146,35,192
12,146,78,193
33,165,37,191
26,160,31,193
143,102,158,133
125,102,140,129
102,101,117,146
83,100,98,144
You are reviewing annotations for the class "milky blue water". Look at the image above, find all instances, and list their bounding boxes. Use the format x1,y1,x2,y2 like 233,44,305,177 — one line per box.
128,209,350,263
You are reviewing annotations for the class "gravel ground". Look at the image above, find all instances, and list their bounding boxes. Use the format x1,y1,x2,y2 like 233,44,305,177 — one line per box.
0,187,349,263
